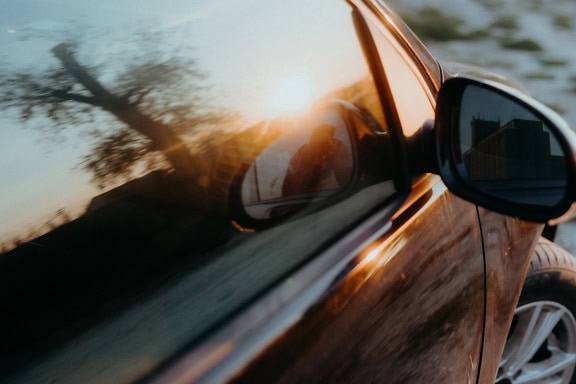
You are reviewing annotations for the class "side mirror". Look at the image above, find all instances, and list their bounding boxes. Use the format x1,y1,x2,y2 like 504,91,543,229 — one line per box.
435,77,576,223
228,101,393,229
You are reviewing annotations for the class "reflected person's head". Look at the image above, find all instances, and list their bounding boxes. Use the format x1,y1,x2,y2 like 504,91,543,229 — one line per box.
310,124,336,152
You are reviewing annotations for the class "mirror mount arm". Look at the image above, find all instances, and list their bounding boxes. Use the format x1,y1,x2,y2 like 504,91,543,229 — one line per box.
407,119,439,176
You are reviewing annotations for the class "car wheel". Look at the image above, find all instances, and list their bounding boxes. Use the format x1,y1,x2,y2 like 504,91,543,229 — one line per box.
497,238,576,384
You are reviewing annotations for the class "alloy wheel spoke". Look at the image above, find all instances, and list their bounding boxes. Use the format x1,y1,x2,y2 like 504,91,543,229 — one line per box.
515,351,576,384
507,304,565,375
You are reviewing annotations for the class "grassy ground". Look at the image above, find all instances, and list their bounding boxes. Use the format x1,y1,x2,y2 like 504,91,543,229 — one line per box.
388,0,576,130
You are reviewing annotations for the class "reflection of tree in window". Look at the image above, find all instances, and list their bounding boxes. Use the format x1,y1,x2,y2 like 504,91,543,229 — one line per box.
0,40,231,188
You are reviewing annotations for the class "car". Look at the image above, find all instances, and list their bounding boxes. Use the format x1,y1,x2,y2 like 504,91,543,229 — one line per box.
1,0,576,383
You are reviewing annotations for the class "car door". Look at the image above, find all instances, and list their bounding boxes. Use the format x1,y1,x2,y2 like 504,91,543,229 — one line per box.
0,0,497,383
357,2,544,382
152,2,489,383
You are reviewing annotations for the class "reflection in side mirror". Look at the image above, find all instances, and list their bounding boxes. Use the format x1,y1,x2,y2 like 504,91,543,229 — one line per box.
241,115,354,220
457,85,567,207
436,78,576,222
228,101,396,229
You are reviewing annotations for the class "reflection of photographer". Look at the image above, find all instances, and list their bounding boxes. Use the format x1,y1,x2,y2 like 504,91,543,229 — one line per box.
282,124,352,196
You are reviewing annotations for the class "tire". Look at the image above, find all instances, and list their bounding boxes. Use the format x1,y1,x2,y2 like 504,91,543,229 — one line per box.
497,238,576,384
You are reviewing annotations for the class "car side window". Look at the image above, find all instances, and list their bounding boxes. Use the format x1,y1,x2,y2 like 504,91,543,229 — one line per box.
0,0,404,382
364,13,436,136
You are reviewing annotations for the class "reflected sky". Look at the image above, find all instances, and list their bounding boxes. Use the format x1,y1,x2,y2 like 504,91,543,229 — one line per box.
460,85,551,148
459,86,539,139
0,0,365,244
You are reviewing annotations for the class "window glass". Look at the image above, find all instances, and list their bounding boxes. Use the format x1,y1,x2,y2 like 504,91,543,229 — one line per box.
366,18,435,136
0,0,399,381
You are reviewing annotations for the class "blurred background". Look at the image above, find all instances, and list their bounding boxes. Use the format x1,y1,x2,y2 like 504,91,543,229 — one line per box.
389,0,576,252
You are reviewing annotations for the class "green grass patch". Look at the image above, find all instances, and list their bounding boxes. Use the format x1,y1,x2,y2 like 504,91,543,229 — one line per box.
474,0,505,10
545,103,566,115
499,38,542,51
467,28,492,40
524,72,555,80
527,0,544,12
567,76,576,94
491,15,519,30
401,7,486,42
539,58,569,67
553,15,574,30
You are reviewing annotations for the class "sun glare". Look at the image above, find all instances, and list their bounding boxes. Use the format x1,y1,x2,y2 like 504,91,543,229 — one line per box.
268,74,317,114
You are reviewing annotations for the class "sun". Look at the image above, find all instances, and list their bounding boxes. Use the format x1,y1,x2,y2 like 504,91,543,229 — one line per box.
267,74,317,114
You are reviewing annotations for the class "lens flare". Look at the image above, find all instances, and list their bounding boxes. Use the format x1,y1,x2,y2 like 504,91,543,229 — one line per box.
268,74,316,114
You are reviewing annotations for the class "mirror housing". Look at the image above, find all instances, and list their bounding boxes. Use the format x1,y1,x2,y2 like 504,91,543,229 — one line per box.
435,77,576,223
228,101,394,230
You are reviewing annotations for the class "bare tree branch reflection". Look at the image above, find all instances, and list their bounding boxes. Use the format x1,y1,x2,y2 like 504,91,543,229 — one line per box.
0,40,231,188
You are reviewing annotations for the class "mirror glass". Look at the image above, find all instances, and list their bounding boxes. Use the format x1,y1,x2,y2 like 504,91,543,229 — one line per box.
456,85,568,207
241,109,354,220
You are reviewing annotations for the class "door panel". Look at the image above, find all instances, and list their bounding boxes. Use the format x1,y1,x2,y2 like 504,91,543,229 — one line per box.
0,2,402,381
231,177,486,383
476,208,543,383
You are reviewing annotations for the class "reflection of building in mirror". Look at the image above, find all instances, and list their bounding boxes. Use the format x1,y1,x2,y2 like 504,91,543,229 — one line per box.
464,117,566,180
282,124,353,196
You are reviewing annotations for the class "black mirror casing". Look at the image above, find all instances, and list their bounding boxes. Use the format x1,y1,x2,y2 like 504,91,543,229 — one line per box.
435,77,576,223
